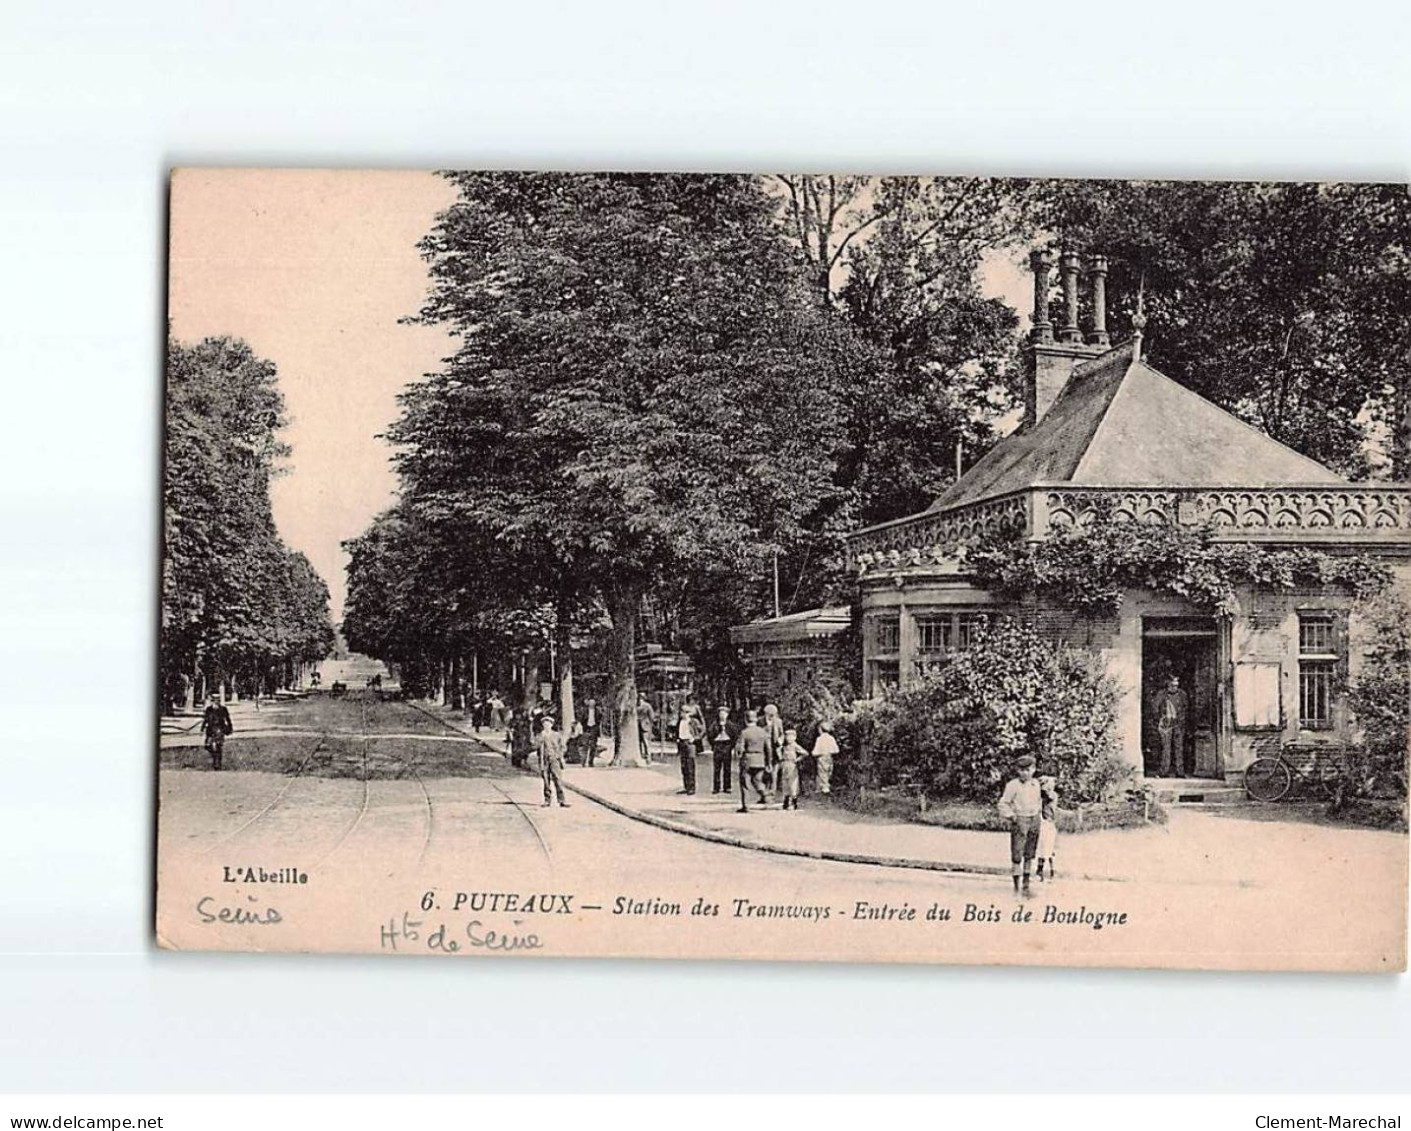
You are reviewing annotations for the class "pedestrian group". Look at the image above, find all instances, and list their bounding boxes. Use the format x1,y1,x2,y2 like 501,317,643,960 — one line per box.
189,680,1061,896
513,696,841,814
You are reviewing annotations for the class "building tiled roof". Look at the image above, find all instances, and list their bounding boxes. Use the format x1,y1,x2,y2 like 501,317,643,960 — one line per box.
928,339,1344,513
729,605,852,644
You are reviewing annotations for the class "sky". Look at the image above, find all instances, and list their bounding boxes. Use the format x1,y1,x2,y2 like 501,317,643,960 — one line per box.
168,170,1031,621
168,169,458,619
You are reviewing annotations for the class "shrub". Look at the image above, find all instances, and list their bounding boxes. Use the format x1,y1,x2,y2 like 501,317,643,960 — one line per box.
773,675,855,747
772,673,862,788
1345,588,1410,804
861,617,1129,804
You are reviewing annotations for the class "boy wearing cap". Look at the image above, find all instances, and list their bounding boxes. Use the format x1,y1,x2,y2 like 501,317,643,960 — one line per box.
534,715,571,808
997,754,1043,895
811,720,838,795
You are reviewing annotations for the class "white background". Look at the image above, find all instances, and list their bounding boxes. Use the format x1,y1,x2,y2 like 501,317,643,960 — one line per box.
0,0,1408,1094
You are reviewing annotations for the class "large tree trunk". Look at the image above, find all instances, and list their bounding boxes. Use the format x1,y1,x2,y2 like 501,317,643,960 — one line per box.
521,656,540,713
607,584,645,766
555,600,575,732
449,653,463,710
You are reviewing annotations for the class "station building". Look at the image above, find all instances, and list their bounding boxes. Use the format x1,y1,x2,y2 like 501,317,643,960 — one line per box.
739,250,1411,781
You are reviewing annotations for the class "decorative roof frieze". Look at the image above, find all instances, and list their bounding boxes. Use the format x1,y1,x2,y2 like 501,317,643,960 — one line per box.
848,485,1411,581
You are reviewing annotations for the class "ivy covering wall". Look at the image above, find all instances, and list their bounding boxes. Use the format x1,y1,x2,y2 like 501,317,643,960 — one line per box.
966,522,1392,618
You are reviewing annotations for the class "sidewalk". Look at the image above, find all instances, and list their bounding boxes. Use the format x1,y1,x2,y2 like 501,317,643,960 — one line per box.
363,702,1411,889
421,703,1102,879
159,694,301,736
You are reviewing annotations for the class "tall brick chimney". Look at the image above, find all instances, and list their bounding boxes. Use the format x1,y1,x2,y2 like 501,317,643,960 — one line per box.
1023,246,1109,427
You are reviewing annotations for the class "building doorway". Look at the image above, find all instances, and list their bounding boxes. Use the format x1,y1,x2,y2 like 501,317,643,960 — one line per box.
1141,617,1223,778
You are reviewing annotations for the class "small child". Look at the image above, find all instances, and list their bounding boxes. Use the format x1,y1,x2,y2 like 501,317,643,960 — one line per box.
777,727,805,810
1036,774,1058,880
811,720,837,795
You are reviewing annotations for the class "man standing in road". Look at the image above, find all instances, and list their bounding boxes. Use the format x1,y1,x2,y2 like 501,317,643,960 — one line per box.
201,693,233,772
734,709,770,813
997,754,1042,896
709,706,736,795
534,715,571,809
1154,675,1190,778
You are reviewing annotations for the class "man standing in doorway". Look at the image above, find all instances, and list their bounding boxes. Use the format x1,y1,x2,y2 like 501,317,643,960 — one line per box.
1154,675,1190,778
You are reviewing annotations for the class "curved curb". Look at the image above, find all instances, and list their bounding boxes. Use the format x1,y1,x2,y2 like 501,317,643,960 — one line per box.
562,778,1098,880
403,702,1131,885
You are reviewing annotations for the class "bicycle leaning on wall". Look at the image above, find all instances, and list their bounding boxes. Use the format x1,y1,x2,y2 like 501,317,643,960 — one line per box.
1243,744,1346,803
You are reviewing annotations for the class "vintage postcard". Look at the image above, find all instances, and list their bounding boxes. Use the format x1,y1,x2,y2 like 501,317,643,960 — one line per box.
158,169,1409,969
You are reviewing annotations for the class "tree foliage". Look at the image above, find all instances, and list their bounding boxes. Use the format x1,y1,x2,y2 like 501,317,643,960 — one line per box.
161,335,335,710
770,176,1042,602
1039,180,1410,477
375,173,872,758
1346,588,1411,803
343,173,1407,743
341,502,556,698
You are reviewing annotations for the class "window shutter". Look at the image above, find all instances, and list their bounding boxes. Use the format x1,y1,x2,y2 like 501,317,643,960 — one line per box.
1234,661,1282,730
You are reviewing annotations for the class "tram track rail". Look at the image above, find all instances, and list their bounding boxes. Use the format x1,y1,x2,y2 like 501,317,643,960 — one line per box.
312,696,375,866
193,692,532,870
402,697,554,868
485,779,555,869
363,693,438,865
199,729,329,856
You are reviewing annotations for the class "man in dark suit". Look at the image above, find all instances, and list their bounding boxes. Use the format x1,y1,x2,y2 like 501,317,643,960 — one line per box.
201,694,233,771
708,706,737,795
577,697,604,767
1154,675,1191,777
